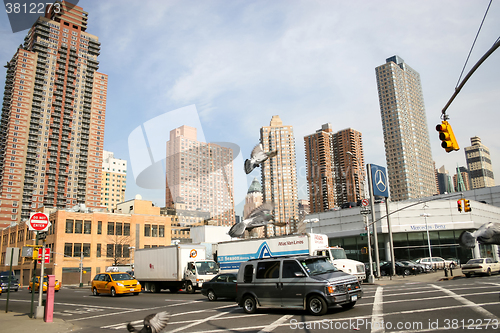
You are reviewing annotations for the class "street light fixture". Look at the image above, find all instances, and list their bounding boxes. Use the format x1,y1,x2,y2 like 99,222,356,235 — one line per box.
420,204,433,270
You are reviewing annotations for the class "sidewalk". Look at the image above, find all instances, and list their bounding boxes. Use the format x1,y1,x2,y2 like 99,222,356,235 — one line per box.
0,311,80,332
368,270,464,286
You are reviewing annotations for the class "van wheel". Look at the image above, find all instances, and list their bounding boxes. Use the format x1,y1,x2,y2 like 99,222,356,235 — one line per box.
93,287,99,296
186,282,195,294
307,295,327,315
207,290,217,301
341,301,356,309
111,287,117,297
242,295,257,314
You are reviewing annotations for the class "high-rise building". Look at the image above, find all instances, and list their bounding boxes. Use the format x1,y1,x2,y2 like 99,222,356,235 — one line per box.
375,56,435,201
304,124,364,213
260,115,298,236
436,165,454,194
465,136,495,189
165,125,235,226
101,151,127,210
453,166,471,192
0,2,106,225
333,128,365,206
243,177,264,238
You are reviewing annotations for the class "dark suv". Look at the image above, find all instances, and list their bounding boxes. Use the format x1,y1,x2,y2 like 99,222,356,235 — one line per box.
236,255,362,315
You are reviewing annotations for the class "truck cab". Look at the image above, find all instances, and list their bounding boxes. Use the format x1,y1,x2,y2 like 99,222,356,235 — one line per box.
313,247,366,282
184,260,219,293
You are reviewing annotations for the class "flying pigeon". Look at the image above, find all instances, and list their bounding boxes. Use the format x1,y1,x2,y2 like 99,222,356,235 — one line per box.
127,311,170,333
244,144,277,174
458,222,500,249
228,202,274,238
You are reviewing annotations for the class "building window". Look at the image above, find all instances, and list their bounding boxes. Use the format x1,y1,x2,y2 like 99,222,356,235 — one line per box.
96,244,101,258
83,243,90,257
123,245,130,258
107,222,114,235
115,244,122,258
84,220,91,234
159,225,165,238
152,225,158,237
97,221,102,234
65,219,73,233
106,244,114,258
115,222,122,236
75,220,83,233
64,243,72,257
74,243,82,257
144,224,150,237
124,223,130,236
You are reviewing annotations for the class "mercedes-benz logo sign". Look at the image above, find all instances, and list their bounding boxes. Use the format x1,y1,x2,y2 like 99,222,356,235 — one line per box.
374,169,387,193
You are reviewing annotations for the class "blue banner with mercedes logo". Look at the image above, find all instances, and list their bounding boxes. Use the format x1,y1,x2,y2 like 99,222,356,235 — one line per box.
370,164,389,197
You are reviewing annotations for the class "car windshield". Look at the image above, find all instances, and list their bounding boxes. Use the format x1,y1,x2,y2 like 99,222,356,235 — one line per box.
111,273,134,281
467,259,484,264
299,257,338,276
195,261,219,275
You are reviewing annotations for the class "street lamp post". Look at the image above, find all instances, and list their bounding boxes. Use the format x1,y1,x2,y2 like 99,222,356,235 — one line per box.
420,206,433,270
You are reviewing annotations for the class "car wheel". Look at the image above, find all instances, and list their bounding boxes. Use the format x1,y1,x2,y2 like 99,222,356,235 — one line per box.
133,292,140,296
403,269,410,276
307,295,328,316
207,290,217,301
111,287,117,297
341,301,356,309
93,287,99,296
186,282,195,294
242,295,257,314
486,268,492,276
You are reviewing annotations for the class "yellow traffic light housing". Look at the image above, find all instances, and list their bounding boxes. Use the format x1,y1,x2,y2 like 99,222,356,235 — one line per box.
457,199,462,212
32,248,39,260
464,199,471,212
436,121,459,152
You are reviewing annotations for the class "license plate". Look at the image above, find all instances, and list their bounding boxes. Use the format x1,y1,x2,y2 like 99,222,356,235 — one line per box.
351,295,358,302
130,289,134,291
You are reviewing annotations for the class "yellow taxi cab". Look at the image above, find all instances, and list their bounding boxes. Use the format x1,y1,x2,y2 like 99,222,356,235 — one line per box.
91,272,141,297
0,285,2,295
29,276,61,293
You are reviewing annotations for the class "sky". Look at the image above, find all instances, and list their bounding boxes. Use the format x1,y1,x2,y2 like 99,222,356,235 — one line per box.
1,0,499,216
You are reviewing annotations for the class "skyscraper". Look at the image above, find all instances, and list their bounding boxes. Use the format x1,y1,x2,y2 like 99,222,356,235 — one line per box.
101,151,127,210
304,124,364,212
453,166,471,192
165,125,235,226
243,177,264,238
465,136,495,189
375,56,435,201
260,115,298,235
0,2,106,225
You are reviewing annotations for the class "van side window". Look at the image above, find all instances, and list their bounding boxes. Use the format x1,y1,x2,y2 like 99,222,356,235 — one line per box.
244,265,254,283
282,260,304,278
256,261,280,279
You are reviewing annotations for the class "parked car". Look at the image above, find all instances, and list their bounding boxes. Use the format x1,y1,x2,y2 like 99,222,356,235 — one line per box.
201,273,237,301
399,260,429,273
462,258,500,277
416,257,457,269
91,272,141,296
379,262,419,276
236,255,362,316
0,276,20,291
29,276,61,293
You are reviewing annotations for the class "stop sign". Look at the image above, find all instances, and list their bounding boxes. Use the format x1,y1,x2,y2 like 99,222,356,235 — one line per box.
28,212,50,231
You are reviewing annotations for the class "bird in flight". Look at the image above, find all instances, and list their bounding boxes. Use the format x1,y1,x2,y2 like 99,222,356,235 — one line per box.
127,311,170,333
228,202,275,238
458,222,500,248
244,144,277,174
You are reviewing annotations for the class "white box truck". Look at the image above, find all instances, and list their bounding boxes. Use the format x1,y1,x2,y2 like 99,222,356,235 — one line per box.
134,244,219,293
214,233,366,281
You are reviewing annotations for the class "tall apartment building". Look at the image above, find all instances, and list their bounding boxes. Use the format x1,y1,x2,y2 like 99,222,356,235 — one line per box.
101,150,127,210
0,2,106,226
243,177,264,238
465,136,495,189
333,128,365,206
375,56,435,201
304,124,364,213
165,125,235,226
260,115,298,235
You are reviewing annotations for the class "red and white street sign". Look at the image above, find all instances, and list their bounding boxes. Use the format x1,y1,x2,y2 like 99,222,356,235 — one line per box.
361,199,369,207
28,212,51,231
37,248,50,264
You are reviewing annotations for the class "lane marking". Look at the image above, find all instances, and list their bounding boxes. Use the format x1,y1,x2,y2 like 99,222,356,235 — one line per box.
257,314,293,333
168,308,237,333
372,286,385,333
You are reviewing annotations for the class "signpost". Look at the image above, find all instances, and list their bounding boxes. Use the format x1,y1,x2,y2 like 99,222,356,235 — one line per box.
37,248,50,264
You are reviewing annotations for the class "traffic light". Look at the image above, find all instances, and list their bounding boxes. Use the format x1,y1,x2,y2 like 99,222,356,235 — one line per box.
436,121,459,152
361,247,368,254
457,199,462,212
464,199,471,212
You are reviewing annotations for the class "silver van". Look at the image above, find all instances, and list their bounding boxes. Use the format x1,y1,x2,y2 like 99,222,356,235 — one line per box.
236,255,362,315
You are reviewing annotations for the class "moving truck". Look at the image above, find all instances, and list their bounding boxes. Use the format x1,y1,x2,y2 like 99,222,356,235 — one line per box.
134,244,219,293
214,233,366,281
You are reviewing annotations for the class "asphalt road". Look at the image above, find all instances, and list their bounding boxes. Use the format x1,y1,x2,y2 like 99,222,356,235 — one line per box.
1,275,499,332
